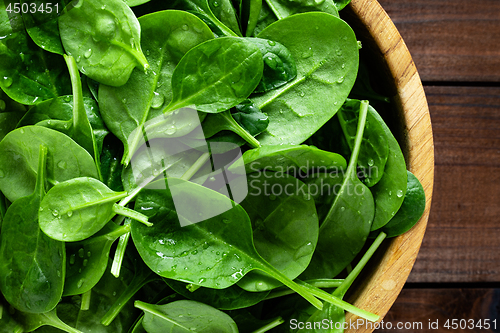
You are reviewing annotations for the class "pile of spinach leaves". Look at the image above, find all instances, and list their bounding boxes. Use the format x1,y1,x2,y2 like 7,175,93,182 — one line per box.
0,0,426,332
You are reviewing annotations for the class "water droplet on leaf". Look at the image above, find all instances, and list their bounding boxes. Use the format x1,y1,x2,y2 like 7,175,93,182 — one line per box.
151,91,164,109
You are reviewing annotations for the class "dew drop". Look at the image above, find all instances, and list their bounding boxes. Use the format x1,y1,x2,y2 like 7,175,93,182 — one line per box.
57,160,67,169
234,253,242,261
255,282,267,291
299,92,305,97
69,254,76,265
2,76,13,88
337,76,345,83
202,242,210,249
84,49,92,59
212,0,220,7
57,270,61,277
388,190,392,196
0,170,4,178
112,291,117,296
0,100,6,111
180,251,189,257
78,248,85,258
64,95,71,102
77,279,84,288
294,242,314,260
181,24,189,31
151,91,164,109
87,251,92,257
166,126,177,135
52,209,59,217
122,98,127,104
82,259,88,267
146,49,150,56
198,278,206,284
75,56,81,63
367,159,374,166
301,47,313,59
191,250,198,255
340,206,345,212
67,210,73,217
397,190,404,198
222,219,231,224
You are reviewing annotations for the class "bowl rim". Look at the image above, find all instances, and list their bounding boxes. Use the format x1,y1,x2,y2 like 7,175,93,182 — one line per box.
342,0,435,331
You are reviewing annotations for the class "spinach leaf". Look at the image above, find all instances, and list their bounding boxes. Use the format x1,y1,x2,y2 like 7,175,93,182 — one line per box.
170,0,240,36
0,112,23,141
265,0,339,20
0,29,71,105
300,100,374,280
377,170,426,238
366,104,407,230
208,0,243,36
230,144,346,175
232,99,270,136
302,172,344,223
338,99,389,187
36,55,103,178
251,1,277,36
125,0,152,6
0,300,24,333
131,178,323,309
135,300,239,333
63,222,131,296
163,36,263,114
252,12,359,145
16,308,83,333
99,10,214,165
0,125,99,205
241,0,263,37
39,177,151,242
165,279,270,310
20,0,66,55
58,0,149,86
0,145,65,313
248,37,297,93
236,172,319,291
332,0,350,10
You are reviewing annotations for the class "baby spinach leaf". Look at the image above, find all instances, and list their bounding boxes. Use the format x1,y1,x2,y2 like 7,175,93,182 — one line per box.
0,29,71,105
377,170,426,238
208,0,242,36
58,0,149,86
0,125,99,204
366,104,407,231
125,0,152,6
338,99,389,187
163,36,264,114
332,0,350,10
0,145,65,314
0,112,23,141
98,10,214,165
135,300,239,333
236,172,319,291
131,178,323,309
252,12,358,145
251,1,277,36
265,0,339,20
301,100,374,280
20,0,66,55
164,279,270,310
232,99,270,136
171,0,240,36
16,308,83,333
248,37,297,93
302,172,344,223
241,0,263,37
63,222,131,296
230,144,346,175
39,177,150,242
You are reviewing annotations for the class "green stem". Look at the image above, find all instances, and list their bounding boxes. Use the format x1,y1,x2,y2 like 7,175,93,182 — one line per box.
255,262,323,310
80,290,91,311
186,284,202,292
35,145,48,199
119,186,143,207
264,0,284,20
265,279,344,300
42,310,84,333
296,280,379,322
134,301,192,331
220,111,261,148
112,204,152,227
14,325,24,333
181,152,210,181
111,231,130,278
111,40,149,72
334,232,387,298
251,317,284,333
101,271,159,326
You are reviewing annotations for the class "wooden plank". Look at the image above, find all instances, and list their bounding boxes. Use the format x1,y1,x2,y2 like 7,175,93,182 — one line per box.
377,0,500,82
407,86,500,283
379,288,500,333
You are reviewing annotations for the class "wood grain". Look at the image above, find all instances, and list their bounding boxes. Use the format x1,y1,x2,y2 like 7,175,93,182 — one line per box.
343,1,434,332
379,288,500,332
377,0,500,82
407,85,500,283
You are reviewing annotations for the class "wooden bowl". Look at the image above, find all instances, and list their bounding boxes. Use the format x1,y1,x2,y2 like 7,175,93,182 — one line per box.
340,0,435,331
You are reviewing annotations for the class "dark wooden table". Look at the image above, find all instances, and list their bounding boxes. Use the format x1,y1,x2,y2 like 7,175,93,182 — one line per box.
373,1,500,332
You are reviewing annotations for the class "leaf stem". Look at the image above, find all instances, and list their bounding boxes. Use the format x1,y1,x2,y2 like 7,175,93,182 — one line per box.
134,301,192,331
340,100,368,180
112,204,152,227
111,231,130,278
220,111,261,148
251,317,284,333
80,290,91,311
296,280,380,322
101,271,158,326
265,279,344,300
181,152,211,181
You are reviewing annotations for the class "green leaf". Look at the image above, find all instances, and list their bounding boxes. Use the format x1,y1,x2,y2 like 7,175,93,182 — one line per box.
252,12,359,145
58,0,149,86
163,36,264,114
0,145,65,314
98,10,214,165
265,0,339,20
0,126,99,203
